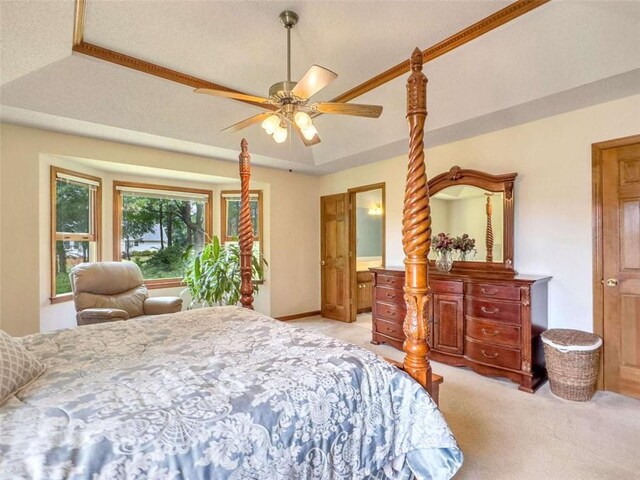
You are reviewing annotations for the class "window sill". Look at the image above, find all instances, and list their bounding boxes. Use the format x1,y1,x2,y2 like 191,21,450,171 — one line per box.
50,293,73,304
145,278,185,290
145,279,264,289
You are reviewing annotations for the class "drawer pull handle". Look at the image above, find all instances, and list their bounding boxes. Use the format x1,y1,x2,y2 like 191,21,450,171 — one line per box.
481,288,499,295
481,350,499,359
481,328,499,336
386,310,393,316
481,306,499,314
386,293,395,299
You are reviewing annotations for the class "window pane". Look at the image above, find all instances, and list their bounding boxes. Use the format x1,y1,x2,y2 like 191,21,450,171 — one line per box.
251,199,259,237
121,194,206,279
55,240,96,295
56,179,91,233
226,199,240,238
226,198,259,238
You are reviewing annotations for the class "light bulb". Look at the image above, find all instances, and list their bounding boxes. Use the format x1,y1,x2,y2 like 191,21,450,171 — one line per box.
261,115,280,134
294,111,312,129
301,124,318,141
273,125,288,143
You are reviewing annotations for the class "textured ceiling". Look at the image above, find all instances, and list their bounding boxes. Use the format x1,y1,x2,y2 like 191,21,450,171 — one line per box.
1,1,640,175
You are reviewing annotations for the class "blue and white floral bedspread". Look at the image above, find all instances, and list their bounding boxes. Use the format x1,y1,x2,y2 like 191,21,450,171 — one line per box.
0,306,462,479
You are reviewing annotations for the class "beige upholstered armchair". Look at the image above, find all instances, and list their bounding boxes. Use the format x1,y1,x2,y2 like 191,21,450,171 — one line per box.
70,262,183,326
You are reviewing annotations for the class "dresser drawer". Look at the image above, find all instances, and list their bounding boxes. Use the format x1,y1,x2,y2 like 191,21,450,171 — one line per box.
374,317,404,340
466,317,520,348
376,287,403,304
465,283,520,301
431,279,463,295
375,301,405,322
465,337,520,370
466,298,521,324
376,274,404,290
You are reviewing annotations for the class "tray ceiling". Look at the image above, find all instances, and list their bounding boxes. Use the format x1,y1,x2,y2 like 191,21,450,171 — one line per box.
2,1,639,175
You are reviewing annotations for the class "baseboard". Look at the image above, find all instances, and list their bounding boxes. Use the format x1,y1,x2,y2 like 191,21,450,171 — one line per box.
276,310,321,321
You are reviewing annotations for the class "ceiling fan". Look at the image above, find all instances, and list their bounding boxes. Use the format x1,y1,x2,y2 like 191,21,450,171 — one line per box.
195,10,383,146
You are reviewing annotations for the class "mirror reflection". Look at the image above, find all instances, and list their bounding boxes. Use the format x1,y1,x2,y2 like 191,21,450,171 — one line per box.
429,185,504,262
355,189,383,270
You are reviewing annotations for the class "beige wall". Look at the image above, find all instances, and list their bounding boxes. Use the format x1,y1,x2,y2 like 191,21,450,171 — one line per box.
1,124,320,335
320,94,640,332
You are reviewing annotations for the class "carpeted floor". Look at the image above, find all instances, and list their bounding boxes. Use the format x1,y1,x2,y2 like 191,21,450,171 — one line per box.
288,314,640,480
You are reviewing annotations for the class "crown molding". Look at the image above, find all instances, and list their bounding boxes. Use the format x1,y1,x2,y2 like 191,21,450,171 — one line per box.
72,0,548,112
71,0,274,111
329,0,550,105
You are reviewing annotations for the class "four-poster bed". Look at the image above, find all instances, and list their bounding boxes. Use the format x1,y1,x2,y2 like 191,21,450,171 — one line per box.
0,50,462,479
237,48,438,397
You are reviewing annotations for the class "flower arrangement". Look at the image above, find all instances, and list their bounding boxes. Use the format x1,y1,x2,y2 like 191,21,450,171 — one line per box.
432,233,454,254
453,234,476,261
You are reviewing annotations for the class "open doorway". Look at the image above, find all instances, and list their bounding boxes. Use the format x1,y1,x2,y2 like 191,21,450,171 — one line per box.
349,183,385,324
319,183,385,323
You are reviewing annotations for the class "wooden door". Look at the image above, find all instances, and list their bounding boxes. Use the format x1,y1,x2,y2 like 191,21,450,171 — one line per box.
432,293,464,354
321,194,352,322
602,140,640,398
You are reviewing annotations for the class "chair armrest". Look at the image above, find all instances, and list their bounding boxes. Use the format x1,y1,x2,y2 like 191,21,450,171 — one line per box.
77,308,129,326
143,297,183,315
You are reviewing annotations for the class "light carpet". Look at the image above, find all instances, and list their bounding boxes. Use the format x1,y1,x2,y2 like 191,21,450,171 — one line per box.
288,314,640,480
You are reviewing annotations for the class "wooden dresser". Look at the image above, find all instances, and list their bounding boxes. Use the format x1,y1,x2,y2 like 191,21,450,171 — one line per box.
370,267,551,392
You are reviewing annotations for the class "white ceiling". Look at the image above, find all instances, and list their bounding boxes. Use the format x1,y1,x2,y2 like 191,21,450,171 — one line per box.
1,1,639,175
434,185,501,200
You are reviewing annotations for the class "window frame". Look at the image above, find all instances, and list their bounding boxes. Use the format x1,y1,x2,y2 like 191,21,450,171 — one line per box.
113,180,213,289
50,166,102,303
220,190,263,255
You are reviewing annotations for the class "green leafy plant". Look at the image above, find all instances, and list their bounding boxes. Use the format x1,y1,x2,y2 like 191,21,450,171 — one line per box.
182,236,267,308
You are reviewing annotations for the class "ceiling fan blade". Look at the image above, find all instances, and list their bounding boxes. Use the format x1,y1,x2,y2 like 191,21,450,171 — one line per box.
309,102,383,118
195,88,271,104
293,123,321,147
291,65,338,100
222,112,274,132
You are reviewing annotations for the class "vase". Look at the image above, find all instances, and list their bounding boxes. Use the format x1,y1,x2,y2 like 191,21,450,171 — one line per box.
435,251,453,272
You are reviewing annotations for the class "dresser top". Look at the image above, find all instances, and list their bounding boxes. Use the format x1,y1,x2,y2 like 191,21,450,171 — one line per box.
369,266,551,284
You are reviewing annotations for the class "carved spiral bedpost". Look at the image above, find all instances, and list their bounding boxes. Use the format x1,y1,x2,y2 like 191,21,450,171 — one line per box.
402,48,432,392
238,138,254,309
485,193,494,262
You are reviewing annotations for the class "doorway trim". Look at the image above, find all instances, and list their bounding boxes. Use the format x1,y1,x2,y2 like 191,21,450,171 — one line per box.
592,133,640,389
347,182,386,321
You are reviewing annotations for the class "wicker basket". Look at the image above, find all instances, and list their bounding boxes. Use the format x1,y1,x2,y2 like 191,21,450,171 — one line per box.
541,329,602,401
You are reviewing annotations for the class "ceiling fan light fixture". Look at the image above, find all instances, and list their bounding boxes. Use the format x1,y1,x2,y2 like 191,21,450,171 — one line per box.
273,125,288,143
261,114,280,134
294,111,312,129
199,10,380,147
301,124,318,141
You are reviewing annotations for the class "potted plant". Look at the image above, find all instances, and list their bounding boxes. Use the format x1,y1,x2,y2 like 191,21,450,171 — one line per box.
182,236,267,308
432,232,455,272
453,234,477,261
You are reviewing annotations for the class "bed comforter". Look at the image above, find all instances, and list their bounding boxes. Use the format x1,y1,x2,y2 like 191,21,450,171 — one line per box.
0,306,462,479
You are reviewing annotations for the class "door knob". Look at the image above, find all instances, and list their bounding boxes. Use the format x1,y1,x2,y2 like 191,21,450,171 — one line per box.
606,278,618,287
320,260,326,266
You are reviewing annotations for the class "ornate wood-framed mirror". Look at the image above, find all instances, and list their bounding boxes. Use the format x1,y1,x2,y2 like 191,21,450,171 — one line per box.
428,166,517,276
